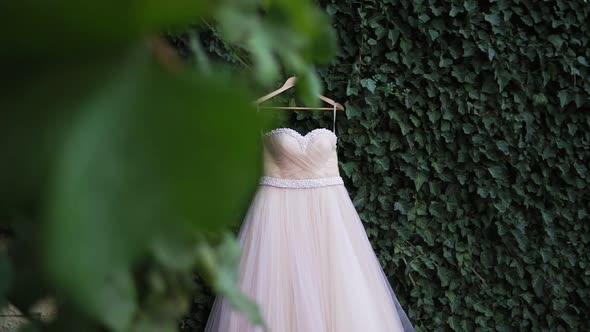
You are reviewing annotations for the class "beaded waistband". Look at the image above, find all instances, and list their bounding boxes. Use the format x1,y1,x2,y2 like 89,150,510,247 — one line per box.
259,176,343,189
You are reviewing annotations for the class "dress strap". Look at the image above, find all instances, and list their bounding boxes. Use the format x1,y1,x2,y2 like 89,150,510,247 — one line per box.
332,103,338,149
332,103,337,136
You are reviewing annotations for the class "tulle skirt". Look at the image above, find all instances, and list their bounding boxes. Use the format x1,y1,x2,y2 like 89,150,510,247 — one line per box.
204,184,414,332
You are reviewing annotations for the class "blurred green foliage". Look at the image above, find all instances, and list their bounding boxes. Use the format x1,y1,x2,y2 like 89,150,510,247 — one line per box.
0,1,336,331
182,0,590,331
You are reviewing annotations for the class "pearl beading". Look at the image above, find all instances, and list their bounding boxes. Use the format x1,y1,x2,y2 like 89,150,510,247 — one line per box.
260,176,344,189
263,128,337,150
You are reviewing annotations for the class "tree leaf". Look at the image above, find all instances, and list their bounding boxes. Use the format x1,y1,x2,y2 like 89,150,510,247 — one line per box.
43,49,262,328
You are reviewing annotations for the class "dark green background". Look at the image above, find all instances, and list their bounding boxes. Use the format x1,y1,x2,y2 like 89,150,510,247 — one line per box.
179,1,590,330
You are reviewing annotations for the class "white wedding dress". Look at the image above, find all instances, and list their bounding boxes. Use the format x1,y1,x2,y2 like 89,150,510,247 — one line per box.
204,117,414,332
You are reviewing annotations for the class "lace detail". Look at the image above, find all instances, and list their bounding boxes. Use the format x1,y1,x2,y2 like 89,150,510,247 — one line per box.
260,176,343,189
263,128,337,150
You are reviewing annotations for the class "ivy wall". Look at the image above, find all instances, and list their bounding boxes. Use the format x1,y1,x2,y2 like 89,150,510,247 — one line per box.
181,0,590,330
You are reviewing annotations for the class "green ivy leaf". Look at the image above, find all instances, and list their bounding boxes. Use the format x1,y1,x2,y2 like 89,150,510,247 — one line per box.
558,89,572,107
547,34,564,49
532,93,548,106
360,78,377,93
428,29,440,41
577,56,589,67
418,14,430,23
462,123,475,134
340,161,357,177
484,13,501,26
496,140,509,154
488,165,508,180
388,29,400,45
415,172,428,191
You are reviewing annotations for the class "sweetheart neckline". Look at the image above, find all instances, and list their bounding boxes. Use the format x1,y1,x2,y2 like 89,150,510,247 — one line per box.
263,127,338,139
263,127,338,150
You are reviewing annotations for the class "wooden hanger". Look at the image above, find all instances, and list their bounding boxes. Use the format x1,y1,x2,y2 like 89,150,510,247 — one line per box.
256,76,344,111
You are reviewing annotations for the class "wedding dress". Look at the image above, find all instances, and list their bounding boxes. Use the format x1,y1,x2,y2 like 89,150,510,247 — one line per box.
204,111,414,332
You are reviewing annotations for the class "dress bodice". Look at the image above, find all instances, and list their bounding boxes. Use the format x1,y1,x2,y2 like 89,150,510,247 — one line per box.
260,128,342,188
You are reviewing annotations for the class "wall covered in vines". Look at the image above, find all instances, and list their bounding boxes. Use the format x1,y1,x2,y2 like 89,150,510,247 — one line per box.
180,0,590,330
